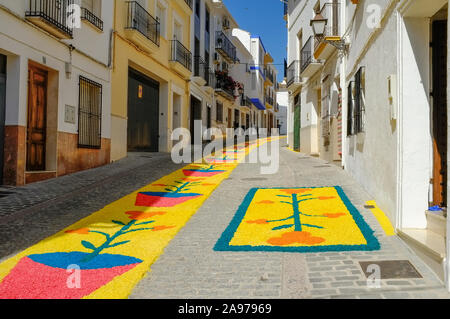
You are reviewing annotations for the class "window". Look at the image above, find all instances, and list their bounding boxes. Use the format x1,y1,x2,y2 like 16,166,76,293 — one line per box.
156,2,167,38
347,82,353,136
174,20,182,41
354,67,365,134
82,0,101,15
216,102,223,122
78,76,102,149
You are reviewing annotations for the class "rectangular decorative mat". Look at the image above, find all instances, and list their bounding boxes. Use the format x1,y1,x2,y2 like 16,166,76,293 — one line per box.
214,187,380,253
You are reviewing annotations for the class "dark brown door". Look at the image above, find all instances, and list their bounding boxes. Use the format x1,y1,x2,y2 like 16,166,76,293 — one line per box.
227,108,232,128
127,68,160,152
432,20,448,207
0,54,6,183
27,65,47,171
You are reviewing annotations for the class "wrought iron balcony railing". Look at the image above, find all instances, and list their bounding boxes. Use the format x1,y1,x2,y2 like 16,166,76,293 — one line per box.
184,0,193,9
171,40,192,71
265,68,275,84
287,60,301,87
194,56,206,78
215,73,235,99
215,31,237,63
81,7,103,31
126,1,160,46
26,0,75,37
240,95,252,108
205,68,216,88
301,36,314,74
266,96,274,106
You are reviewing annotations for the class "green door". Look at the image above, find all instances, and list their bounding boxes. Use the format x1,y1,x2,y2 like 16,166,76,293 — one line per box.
293,93,301,151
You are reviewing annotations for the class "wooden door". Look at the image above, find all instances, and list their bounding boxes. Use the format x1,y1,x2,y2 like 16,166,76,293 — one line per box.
227,108,232,128
0,54,5,183
27,66,47,171
432,20,448,207
127,68,160,152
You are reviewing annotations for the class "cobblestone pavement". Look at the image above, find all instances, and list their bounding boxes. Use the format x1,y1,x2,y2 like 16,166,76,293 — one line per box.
130,141,450,299
1,140,450,299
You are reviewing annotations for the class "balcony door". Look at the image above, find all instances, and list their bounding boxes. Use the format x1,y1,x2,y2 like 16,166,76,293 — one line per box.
432,20,448,207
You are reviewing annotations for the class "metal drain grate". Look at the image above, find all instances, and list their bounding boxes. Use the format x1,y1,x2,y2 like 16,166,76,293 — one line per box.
359,260,422,279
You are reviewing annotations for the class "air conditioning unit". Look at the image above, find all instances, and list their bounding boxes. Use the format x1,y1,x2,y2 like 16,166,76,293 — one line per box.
223,18,230,30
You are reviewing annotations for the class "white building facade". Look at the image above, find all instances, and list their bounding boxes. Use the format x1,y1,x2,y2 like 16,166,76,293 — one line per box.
0,0,113,185
286,0,450,282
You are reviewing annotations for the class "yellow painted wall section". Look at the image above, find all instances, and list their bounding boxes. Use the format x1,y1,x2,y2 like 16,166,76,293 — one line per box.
111,0,192,161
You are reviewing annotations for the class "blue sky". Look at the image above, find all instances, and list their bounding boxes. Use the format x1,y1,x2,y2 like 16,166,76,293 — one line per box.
223,0,287,78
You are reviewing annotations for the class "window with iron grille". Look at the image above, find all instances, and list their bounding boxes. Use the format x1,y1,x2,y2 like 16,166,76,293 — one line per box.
216,101,223,122
78,76,102,149
347,81,354,136
354,67,365,134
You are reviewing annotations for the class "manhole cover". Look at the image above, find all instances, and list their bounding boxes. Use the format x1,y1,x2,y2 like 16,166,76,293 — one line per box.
241,178,268,181
359,260,422,279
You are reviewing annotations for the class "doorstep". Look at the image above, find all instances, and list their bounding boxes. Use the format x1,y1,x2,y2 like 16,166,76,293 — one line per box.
25,171,57,184
398,228,446,281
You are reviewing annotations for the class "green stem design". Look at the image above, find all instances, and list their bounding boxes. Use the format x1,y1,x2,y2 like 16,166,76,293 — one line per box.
81,219,153,263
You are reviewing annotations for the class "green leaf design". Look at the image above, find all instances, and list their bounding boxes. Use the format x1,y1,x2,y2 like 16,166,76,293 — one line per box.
108,240,131,248
272,224,294,231
136,220,156,226
112,220,125,226
81,240,97,251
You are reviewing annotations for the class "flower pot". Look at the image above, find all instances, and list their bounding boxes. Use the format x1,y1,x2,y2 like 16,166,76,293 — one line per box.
0,252,142,299
135,192,202,207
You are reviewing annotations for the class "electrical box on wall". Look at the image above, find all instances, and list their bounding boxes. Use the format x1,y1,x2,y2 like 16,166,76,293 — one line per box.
64,105,76,124
387,74,397,120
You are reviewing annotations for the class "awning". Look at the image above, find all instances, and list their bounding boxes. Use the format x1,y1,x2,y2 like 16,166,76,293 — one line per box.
250,98,266,110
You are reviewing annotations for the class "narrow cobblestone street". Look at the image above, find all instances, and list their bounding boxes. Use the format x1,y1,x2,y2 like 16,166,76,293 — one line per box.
0,139,449,299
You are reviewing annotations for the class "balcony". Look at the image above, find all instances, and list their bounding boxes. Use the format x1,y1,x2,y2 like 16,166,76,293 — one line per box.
25,0,74,39
170,40,192,79
215,31,237,64
314,2,341,60
301,36,322,78
215,71,236,101
240,95,253,111
125,1,160,54
177,0,193,11
203,68,216,94
81,7,103,31
264,68,275,86
286,60,301,90
193,56,207,86
265,96,274,109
